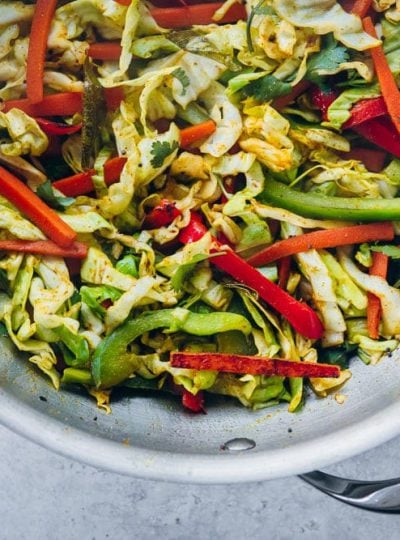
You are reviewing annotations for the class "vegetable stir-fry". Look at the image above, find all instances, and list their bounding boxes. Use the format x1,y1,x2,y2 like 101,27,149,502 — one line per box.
1,0,400,414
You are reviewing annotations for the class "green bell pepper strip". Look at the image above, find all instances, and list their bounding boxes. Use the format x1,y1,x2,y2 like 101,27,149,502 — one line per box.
61,367,93,385
91,308,252,389
260,177,400,221
54,326,90,368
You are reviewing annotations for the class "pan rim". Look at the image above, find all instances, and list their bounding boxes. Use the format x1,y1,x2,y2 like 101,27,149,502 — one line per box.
1,386,400,483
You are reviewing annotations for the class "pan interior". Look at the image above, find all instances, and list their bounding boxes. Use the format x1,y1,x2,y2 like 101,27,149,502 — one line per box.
1,335,400,480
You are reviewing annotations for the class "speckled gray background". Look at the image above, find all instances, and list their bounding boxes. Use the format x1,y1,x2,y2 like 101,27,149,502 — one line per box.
1,424,400,540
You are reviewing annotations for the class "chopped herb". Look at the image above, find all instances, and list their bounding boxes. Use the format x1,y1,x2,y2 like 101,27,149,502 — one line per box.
150,140,179,168
242,75,292,101
37,180,75,210
318,343,357,370
306,36,349,87
172,68,190,96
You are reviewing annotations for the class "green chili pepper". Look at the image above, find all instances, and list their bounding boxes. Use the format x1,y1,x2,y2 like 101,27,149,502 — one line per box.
260,177,400,221
61,367,93,385
92,308,252,389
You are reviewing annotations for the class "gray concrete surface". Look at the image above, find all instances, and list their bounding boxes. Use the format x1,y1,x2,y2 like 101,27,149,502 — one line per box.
1,424,400,539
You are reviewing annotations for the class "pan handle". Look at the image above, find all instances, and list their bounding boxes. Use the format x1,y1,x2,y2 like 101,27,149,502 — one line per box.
300,470,400,513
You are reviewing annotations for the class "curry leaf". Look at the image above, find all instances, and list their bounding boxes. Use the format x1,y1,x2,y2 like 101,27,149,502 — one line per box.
81,58,107,170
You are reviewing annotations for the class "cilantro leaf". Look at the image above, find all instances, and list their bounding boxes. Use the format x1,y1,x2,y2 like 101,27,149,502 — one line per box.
150,140,179,168
242,75,292,101
306,37,349,86
318,342,357,370
37,180,75,210
172,68,190,96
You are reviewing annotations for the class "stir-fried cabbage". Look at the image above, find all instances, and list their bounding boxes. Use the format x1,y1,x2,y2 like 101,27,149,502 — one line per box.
1,0,399,415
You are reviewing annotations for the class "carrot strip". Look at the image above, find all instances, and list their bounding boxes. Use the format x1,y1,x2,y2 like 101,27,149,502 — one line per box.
367,251,389,339
278,256,291,290
351,0,372,17
52,157,127,197
170,352,340,378
247,222,394,267
363,17,400,136
3,93,83,117
4,89,119,116
88,42,122,61
26,0,58,104
150,3,247,28
0,240,87,259
0,166,76,248
180,120,216,148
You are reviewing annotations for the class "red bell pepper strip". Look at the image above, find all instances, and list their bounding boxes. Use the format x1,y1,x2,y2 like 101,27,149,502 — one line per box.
363,17,400,137
367,251,389,339
273,80,311,110
278,256,291,290
180,120,216,149
149,3,247,28
178,211,207,244
87,42,123,61
311,88,388,130
339,147,387,172
104,87,125,111
351,0,372,17
0,166,76,248
170,352,340,378
142,200,182,229
3,92,83,117
35,118,82,136
0,240,87,259
52,156,127,197
247,222,394,267
181,389,205,414
26,0,58,104
353,117,400,158
343,96,387,129
179,213,324,340
310,87,338,119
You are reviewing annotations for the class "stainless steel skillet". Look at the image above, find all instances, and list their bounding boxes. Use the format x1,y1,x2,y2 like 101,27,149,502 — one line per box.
1,336,400,483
